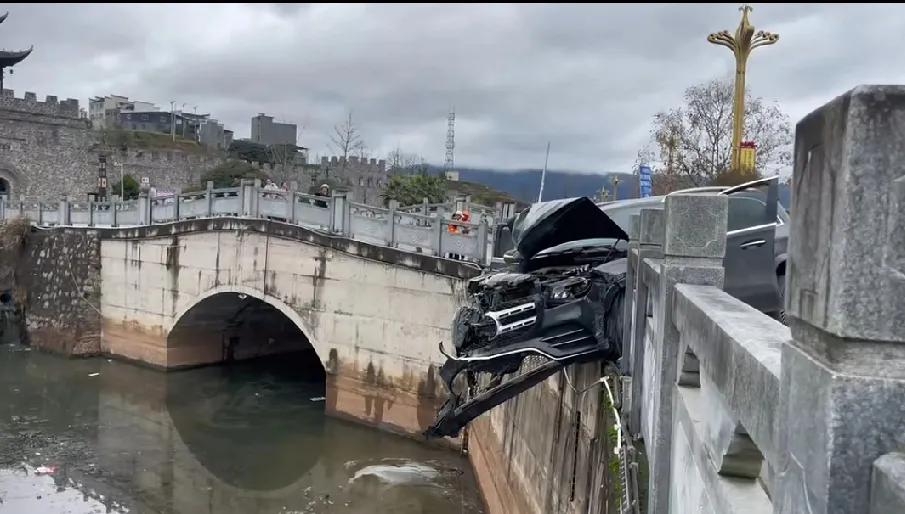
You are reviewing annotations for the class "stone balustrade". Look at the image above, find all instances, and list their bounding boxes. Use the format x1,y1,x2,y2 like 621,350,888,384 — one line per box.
0,179,492,264
619,85,905,514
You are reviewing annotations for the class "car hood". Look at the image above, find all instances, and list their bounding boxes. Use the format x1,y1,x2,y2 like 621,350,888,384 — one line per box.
512,197,629,261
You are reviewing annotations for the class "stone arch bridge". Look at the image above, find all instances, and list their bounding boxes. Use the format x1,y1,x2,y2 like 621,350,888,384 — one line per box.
27,217,481,437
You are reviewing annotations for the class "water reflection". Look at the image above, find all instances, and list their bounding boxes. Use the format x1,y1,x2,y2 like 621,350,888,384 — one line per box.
0,344,483,513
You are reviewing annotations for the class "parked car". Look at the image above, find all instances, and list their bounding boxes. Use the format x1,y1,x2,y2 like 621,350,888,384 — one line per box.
426,196,629,438
597,176,787,320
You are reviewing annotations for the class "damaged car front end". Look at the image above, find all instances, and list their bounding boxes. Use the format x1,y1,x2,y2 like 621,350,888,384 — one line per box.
426,197,629,438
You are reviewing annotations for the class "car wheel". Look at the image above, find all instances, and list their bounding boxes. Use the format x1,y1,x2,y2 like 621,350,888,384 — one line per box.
777,273,787,326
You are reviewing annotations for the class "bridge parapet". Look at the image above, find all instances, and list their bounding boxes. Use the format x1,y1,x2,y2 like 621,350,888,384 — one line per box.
620,85,905,514
0,179,492,264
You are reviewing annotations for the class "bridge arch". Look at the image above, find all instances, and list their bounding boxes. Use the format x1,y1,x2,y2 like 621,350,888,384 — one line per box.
168,285,326,370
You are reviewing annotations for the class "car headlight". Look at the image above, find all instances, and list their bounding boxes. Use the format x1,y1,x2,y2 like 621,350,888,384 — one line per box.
548,278,591,303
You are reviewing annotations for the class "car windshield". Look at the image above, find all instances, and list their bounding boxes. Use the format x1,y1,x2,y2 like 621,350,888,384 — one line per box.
601,200,663,235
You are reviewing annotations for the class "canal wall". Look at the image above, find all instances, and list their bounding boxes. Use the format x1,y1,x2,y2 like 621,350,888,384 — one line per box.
0,220,102,353
467,361,617,514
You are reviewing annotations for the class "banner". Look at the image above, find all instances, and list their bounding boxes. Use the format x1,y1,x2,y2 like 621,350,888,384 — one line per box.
639,165,653,198
739,141,757,174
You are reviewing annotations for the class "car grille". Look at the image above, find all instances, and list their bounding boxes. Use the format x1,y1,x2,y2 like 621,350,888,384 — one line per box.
487,302,536,336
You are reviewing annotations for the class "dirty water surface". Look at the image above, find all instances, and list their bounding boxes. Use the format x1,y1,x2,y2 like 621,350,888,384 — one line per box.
0,344,484,514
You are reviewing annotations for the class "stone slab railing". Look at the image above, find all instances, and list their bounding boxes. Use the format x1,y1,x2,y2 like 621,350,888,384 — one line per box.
0,179,492,264
619,85,905,514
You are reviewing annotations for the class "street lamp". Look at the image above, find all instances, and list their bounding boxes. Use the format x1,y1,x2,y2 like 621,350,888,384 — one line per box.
182,102,188,139
707,4,778,175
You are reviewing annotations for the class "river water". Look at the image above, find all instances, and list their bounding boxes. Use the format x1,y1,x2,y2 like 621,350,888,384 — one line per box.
0,344,484,514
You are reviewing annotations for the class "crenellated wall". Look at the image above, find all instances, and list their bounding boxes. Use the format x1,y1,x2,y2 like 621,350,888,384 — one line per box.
0,89,224,202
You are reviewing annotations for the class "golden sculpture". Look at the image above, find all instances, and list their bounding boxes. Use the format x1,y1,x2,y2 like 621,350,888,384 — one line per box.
708,5,779,175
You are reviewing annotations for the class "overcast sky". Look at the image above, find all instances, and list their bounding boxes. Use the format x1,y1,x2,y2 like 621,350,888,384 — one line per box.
4,3,905,173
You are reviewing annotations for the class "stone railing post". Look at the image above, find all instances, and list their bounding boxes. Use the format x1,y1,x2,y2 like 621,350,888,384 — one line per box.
173,188,181,220
205,181,214,217
251,179,261,218
110,195,119,227
59,197,70,226
88,197,95,227
288,181,298,222
137,192,149,225
621,214,641,375
331,192,348,235
237,180,246,217
628,208,666,432
386,199,398,247
433,215,444,257
775,85,905,514
646,193,727,514
477,218,489,264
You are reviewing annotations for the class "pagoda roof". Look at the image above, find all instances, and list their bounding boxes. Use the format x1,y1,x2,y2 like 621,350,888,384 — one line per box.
0,47,32,68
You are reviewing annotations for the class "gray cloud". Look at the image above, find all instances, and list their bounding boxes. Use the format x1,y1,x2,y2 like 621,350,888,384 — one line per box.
4,3,905,173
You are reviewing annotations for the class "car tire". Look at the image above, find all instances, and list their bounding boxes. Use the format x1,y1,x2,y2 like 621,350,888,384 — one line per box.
777,273,787,326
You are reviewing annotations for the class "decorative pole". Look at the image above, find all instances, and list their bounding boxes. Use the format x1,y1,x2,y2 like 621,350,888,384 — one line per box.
707,5,778,175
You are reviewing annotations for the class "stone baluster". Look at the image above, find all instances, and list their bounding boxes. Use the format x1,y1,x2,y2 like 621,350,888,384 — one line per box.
59,197,70,226
88,197,96,227
137,192,149,226
622,214,640,374
288,181,298,222
774,85,905,514
173,188,181,220
628,208,665,432
433,214,445,257
251,179,261,218
477,218,490,264
646,193,727,514
386,199,398,247
205,181,214,217
331,192,348,235
110,195,119,228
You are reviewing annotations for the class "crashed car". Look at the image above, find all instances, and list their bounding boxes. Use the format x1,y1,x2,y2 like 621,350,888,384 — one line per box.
426,197,629,438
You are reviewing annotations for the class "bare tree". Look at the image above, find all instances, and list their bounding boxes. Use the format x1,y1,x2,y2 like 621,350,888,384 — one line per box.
330,111,365,161
642,78,792,187
387,146,421,174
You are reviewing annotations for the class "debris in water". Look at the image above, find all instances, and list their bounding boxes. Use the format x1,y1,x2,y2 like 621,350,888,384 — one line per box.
309,397,326,402
88,372,100,377
35,466,57,475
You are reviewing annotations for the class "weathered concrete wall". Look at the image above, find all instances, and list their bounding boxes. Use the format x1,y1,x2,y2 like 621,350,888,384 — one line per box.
468,360,616,514
97,218,480,438
18,228,103,355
